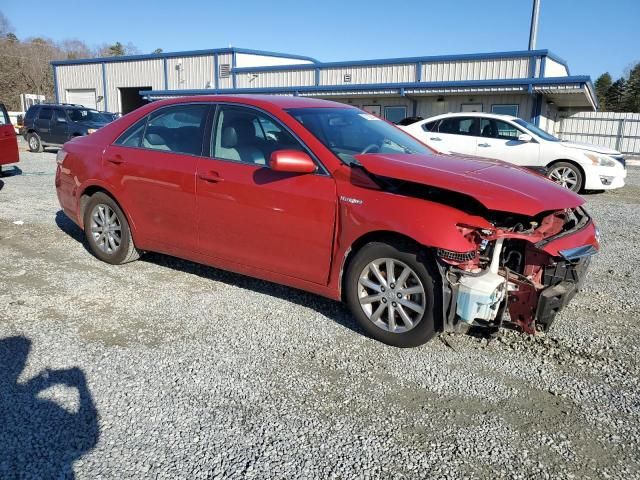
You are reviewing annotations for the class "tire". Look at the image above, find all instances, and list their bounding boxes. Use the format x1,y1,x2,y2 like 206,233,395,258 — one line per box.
83,192,140,265
27,132,43,153
345,241,437,348
547,161,584,192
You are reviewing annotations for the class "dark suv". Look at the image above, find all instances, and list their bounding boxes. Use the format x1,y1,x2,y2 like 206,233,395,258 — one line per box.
22,104,112,152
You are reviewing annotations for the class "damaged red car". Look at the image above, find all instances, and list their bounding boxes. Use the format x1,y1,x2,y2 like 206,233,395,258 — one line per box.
55,96,599,347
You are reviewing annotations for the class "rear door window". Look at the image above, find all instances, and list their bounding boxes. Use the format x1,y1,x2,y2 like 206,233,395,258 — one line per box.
438,117,479,136
0,104,9,125
114,118,147,147
38,108,53,121
422,121,439,132
143,104,210,156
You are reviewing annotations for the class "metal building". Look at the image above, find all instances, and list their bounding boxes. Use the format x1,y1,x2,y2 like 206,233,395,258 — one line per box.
51,47,597,131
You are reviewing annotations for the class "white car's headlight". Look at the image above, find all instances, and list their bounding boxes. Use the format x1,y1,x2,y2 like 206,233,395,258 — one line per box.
585,152,617,167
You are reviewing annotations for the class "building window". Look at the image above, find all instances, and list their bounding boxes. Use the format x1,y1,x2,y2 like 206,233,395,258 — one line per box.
491,104,519,117
384,106,407,124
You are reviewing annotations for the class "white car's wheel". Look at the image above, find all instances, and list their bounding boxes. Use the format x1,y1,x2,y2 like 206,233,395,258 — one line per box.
547,162,583,192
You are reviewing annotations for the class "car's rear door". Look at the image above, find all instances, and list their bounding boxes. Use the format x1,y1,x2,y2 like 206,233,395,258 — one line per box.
431,117,479,156
476,118,540,167
195,104,336,284
102,103,211,254
0,104,19,166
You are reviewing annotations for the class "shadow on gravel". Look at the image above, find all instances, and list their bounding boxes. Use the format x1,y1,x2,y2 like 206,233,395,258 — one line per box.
0,336,99,479
54,211,364,337
0,166,23,178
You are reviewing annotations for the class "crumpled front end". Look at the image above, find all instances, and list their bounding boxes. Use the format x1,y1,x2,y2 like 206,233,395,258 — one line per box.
437,206,599,334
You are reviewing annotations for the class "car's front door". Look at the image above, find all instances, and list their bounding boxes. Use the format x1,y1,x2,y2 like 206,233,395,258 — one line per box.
196,104,336,284
475,118,540,167
431,117,479,156
50,109,69,145
35,107,54,143
102,103,211,254
0,104,19,166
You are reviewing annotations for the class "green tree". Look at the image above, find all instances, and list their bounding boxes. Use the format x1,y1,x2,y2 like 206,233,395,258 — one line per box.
107,42,125,56
605,78,626,112
594,72,612,111
622,63,640,113
152,48,163,54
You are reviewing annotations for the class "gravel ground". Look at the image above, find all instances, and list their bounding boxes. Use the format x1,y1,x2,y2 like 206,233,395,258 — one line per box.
1,150,639,479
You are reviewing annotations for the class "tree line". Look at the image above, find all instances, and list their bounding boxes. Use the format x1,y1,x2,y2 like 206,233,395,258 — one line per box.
594,62,640,113
0,11,161,111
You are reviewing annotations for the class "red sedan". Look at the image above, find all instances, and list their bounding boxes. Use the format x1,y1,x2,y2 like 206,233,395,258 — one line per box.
0,103,19,174
55,95,598,347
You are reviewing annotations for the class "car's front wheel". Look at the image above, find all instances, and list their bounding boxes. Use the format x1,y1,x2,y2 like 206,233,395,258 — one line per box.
345,241,437,347
83,192,140,265
27,132,43,153
547,162,583,192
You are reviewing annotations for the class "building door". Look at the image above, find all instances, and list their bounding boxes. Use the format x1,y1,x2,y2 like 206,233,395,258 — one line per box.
118,87,152,115
362,105,382,117
461,103,483,112
66,89,97,109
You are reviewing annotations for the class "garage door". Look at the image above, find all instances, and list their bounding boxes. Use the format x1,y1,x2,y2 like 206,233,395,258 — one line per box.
66,89,97,109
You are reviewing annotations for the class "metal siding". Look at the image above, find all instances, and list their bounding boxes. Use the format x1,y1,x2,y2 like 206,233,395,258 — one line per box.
235,69,315,88
104,59,164,112
217,53,233,89
56,64,104,110
556,112,640,154
235,53,314,67
423,57,530,82
544,59,569,77
319,64,416,86
166,55,215,90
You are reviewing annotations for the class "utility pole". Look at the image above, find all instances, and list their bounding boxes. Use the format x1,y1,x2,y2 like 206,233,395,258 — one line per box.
528,0,541,50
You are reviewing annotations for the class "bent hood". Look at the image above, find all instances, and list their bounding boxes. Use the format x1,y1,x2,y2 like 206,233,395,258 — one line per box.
355,153,584,217
560,140,621,156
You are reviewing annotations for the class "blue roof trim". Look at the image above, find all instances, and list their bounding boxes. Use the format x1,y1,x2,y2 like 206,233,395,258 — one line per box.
231,49,556,74
139,75,593,97
51,46,319,66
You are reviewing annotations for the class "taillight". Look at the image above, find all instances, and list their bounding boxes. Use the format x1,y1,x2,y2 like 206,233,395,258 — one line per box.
56,149,68,165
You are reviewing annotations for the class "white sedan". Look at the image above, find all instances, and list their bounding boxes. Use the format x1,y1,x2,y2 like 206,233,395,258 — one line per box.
399,112,626,192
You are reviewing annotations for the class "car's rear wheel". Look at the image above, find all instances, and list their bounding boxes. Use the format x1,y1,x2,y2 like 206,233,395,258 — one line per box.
547,162,583,192
345,241,437,347
27,132,43,153
83,192,140,265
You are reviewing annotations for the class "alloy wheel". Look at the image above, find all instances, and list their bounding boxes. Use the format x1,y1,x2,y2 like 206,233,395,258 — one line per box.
29,136,38,150
549,166,578,190
90,204,122,254
357,258,426,333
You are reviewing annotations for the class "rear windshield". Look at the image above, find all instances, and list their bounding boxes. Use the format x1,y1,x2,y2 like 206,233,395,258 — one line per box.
286,108,431,165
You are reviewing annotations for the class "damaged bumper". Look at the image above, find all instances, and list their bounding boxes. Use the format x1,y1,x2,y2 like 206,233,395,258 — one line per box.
438,207,598,334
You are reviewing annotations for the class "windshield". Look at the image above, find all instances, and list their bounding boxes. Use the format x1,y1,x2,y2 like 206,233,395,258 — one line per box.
66,108,109,123
286,108,432,164
513,118,560,142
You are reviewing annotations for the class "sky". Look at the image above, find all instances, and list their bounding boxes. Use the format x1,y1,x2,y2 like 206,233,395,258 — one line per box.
2,0,639,81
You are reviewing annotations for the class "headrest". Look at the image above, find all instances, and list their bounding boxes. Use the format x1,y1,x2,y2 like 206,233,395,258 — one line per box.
221,126,238,148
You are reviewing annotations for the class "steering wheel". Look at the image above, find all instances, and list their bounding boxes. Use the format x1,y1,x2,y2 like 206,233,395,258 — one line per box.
361,143,380,154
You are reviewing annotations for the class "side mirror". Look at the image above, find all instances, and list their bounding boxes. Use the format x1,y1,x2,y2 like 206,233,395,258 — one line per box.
518,133,532,142
269,150,317,174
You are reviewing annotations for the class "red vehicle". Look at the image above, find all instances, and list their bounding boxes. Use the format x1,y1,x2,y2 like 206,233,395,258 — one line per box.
55,95,599,347
0,103,19,174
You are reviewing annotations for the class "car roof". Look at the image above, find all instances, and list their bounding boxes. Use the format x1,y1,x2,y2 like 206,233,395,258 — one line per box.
423,112,520,122
149,94,356,111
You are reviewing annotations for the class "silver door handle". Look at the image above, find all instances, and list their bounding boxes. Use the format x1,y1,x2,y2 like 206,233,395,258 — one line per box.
478,143,491,147
429,137,442,141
